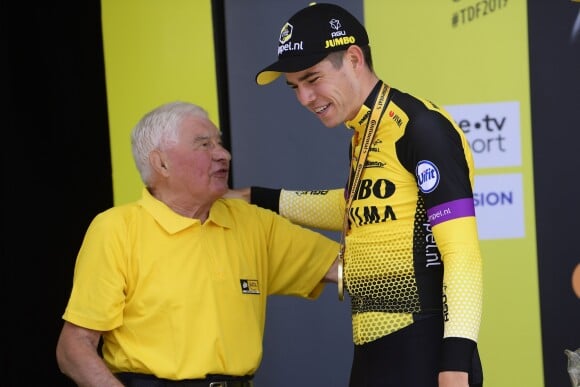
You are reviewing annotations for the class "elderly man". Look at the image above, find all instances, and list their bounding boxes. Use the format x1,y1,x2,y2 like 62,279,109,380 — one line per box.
56,101,339,386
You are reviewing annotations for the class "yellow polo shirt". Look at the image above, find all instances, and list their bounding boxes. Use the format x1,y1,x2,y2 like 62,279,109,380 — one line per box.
62,188,338,380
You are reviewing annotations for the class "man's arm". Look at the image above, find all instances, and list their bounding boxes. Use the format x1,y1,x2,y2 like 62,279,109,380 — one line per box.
227,187,345,231
56,321,124,387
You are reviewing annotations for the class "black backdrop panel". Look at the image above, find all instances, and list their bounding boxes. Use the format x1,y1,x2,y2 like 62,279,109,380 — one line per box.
4,1,113,386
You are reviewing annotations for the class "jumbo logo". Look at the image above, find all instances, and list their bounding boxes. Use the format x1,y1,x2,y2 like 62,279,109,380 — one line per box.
416,160,440,193
324,35,356,48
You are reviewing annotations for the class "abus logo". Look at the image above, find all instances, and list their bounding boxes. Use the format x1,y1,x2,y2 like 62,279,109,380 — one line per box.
416,160,440,193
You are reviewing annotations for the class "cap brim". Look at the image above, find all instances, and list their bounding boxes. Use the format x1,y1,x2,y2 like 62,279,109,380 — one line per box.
255,52,329,85
256,70,282,86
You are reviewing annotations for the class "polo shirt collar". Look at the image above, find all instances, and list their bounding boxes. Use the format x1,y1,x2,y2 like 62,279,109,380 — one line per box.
139,187,233,234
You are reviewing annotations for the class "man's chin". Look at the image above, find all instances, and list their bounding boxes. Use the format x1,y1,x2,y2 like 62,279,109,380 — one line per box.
213,185,230,198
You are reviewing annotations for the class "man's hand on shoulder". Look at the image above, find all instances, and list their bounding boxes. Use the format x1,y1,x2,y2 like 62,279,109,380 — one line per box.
223,187,251,202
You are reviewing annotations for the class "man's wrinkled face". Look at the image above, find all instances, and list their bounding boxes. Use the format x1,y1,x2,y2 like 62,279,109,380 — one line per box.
162,115,231,202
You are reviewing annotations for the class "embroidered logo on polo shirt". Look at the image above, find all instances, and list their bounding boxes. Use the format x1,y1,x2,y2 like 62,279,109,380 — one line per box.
240,279,260,295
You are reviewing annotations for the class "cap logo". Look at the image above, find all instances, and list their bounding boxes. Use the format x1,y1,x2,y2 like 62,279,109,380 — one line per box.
330,18,342,31
279,22,293,44
277,22,304,56
325,17,356,49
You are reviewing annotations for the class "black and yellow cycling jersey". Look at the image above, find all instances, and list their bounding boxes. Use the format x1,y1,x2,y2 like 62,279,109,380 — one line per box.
251,80,482,373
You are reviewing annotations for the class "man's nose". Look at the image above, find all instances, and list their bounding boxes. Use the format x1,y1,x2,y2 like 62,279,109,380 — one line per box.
296,86,315,106
214,144,231,161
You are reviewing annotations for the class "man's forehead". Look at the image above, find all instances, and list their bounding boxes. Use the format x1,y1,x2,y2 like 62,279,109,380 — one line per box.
183,115,220,135
285,58,335,84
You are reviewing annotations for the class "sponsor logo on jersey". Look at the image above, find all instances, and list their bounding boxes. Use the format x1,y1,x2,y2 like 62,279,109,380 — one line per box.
293,190,329,196
365,160,385,168
240,279,260,295
370,138,382,153
357,110,370,126
442,285,449,321
416,160,440,193
388,110,403,127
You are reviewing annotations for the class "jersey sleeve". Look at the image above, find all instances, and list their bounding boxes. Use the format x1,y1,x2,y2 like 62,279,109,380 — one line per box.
434,217,483,372
250,186,282,213
279,189,345,231
250,186,345,231
402,101,483,372
411,107,483,347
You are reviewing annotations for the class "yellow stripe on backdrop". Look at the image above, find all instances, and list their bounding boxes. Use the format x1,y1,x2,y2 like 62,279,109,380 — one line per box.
101,0,218,205
364,1,542,386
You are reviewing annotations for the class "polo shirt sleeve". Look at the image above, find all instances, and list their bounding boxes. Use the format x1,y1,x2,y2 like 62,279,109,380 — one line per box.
255,207,340,299
62,208,128,331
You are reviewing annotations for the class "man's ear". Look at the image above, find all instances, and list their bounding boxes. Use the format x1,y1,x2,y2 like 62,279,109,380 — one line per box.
150,150,169,176
345,45,365,69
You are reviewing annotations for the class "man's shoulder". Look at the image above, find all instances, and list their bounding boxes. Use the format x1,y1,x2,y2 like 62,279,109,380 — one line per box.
210,198,285,233
90,201,142,228
216,198,276,217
